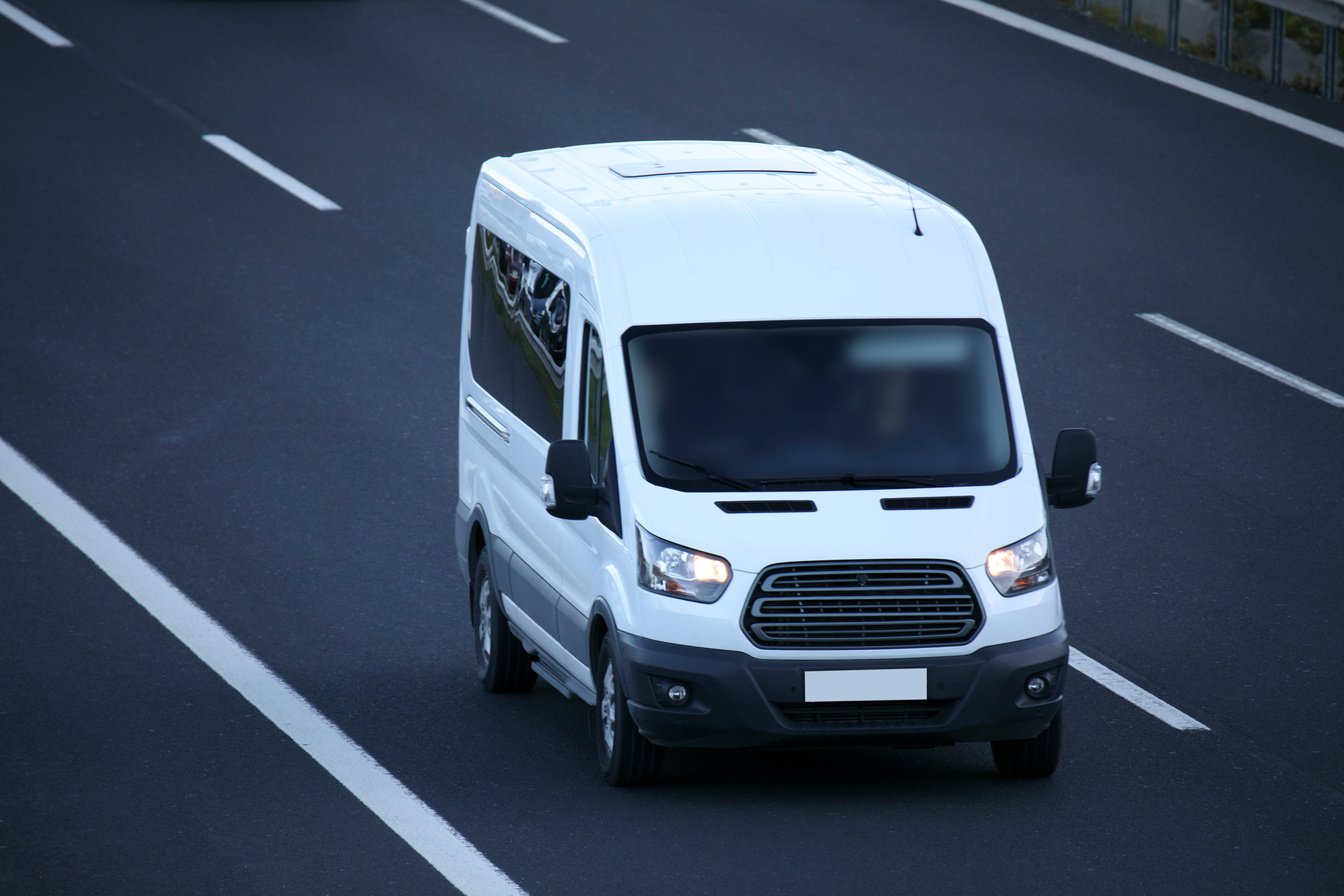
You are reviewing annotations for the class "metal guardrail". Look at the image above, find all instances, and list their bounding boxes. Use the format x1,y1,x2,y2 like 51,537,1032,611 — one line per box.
1072,0,1343,100
1274,1,1344,29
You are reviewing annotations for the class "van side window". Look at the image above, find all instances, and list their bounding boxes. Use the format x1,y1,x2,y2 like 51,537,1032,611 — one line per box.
579,324,620,535
468,225,569,441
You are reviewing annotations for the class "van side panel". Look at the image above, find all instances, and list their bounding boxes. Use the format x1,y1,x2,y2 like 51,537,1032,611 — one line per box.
463,176,609,686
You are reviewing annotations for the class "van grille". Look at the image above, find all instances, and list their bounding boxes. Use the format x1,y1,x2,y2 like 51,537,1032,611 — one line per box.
775,701,945,728
743,561,981,649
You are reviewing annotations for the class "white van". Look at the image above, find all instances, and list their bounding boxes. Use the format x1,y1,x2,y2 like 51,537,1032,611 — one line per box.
455,141,1100,785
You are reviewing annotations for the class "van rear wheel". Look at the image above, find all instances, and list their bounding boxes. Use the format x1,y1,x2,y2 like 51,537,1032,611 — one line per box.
472,552,535,693
593,634,663,786
991,709,1062,778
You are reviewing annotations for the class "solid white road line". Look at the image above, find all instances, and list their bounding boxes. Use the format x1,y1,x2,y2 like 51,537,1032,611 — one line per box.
0,0,71,46
1139,313,1344,408
741,128,796,146
1069,648,1209,731
457,0,566,44
202,135,341,212
934,0,1344,152
0,436,528,896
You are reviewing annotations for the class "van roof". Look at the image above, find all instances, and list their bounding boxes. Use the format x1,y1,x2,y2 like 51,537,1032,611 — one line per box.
478,141,1002,333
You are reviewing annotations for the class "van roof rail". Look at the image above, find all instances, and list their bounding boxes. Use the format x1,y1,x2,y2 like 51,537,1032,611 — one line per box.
608,159,816,178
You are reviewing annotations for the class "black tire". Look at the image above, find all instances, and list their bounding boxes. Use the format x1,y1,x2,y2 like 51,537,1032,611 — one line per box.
992,709,1062,779
593,635,663,786
471,552,535,693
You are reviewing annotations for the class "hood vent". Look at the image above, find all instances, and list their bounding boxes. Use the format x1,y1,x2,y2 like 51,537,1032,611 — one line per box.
716,500,817,514
880,496,974,511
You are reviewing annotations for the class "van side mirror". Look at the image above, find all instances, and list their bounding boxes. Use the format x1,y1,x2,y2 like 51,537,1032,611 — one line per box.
543,439,598,520
1047,428,1101,509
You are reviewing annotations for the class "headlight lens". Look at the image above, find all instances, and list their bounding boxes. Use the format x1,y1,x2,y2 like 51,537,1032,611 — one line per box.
986,528,1053,596
637,526,731,603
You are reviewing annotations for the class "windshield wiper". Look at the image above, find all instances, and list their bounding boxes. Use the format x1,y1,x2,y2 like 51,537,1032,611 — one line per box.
755,473,942,489
647,450,759,491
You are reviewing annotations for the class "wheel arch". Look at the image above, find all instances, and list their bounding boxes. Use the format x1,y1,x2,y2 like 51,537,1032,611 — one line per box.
587,598,618,687
462,505,497,611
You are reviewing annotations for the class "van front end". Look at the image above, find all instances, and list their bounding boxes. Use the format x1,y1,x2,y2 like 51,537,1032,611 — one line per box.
611,623,1067,749
604,470,1069,751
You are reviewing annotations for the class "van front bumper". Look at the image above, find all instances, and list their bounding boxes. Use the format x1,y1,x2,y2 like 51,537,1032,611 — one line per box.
614,626,1068,748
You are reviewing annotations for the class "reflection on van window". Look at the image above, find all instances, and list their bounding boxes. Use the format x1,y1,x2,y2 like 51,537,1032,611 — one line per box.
580,325,614,486
624,322,1013,492
468,226,569,440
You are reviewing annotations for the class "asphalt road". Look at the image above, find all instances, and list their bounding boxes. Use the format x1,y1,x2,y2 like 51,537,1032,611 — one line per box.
3,1,1342,893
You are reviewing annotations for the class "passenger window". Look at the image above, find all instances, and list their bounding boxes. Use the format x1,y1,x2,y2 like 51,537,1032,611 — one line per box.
467,226,569,441
579,324,620,534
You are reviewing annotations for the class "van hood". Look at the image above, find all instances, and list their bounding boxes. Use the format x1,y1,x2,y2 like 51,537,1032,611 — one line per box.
624,466,1046,574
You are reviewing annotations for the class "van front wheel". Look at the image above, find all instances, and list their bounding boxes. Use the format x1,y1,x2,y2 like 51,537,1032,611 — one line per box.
471,552,535,693
991,709,1062,778
594,635,663,786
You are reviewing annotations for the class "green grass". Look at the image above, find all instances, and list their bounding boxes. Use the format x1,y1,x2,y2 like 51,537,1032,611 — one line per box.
1179,35,1218,62
1126,18,1167,47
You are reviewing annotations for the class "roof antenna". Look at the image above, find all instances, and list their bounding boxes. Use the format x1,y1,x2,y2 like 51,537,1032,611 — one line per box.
905,177,923,237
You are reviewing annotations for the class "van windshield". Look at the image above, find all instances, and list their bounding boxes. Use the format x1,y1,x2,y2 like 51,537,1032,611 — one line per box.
623,321,1015,492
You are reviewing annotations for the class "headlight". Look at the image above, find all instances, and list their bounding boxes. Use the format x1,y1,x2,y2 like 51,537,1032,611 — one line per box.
986,528,1053,596
637,526,731,603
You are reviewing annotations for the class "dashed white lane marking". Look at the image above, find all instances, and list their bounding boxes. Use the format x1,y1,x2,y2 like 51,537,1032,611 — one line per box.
457,0,567,44
1069,648,1209,731
202,135,341,212
0,1,71,46
740,128,795,146
1139,313,1344,408
934,0,1344,152
0,435,528,896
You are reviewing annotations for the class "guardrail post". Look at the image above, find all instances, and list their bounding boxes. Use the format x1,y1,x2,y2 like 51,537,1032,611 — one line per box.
1122,0,1133,28
1325,25,1339,101
1270,9,1285,86
1217,0,1233,68
1167,0,1180,52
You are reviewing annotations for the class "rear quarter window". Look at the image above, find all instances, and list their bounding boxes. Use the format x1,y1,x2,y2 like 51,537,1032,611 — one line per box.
468,226,569,441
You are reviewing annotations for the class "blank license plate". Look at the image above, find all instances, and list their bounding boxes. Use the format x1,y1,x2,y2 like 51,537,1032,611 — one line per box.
804,668,927,703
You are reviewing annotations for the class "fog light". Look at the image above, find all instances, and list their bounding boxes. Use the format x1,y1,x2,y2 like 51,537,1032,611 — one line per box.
1024,668,1061,700
653,679,692,707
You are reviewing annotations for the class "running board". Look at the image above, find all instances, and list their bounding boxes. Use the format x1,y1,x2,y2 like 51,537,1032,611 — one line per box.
532,658,597,705
511,623,597,704
531,659,574,697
